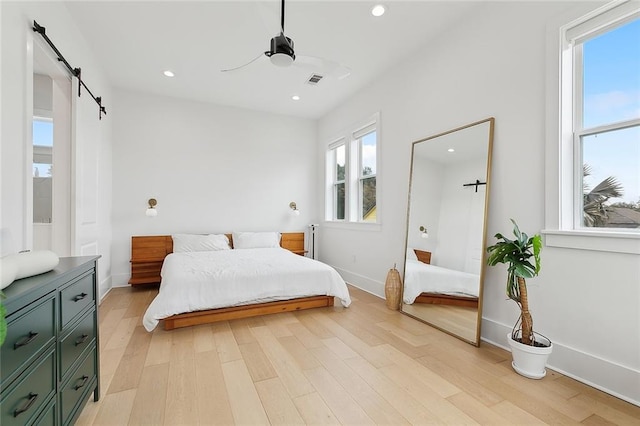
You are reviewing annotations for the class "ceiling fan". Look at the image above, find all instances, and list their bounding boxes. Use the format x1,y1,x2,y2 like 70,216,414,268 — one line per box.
221,0,351,79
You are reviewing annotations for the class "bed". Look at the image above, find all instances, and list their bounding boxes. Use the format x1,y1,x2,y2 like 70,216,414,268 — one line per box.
139,232,351,331
403,257,479,309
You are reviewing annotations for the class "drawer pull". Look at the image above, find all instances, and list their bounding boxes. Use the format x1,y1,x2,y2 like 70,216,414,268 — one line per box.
14,331,39,350
13,392,39,417
74,375,89,391
73,292,88,302
75,333,90,346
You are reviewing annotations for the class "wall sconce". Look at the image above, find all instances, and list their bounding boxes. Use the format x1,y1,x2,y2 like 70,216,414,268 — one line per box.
289,201,300,216
146,198,158,217
419,226,429,239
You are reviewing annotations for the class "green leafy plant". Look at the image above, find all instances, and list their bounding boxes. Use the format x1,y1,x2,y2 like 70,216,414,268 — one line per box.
0,291,6,347
486,219,542,346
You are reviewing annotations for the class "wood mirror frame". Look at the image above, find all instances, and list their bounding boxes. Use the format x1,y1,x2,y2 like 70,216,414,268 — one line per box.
401,117,495,346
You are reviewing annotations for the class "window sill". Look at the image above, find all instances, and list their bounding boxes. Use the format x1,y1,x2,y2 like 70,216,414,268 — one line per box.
542,229,640,255
323,221,382,232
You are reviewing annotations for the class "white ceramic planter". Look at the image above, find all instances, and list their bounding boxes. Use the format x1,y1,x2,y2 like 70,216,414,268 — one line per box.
507,332,553,379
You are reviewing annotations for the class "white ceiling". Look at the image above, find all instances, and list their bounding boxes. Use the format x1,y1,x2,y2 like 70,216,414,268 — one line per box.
414,120,492,165
63,1,480,119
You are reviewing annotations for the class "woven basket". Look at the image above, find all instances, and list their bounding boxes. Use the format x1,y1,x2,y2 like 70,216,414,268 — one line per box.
384,264,402,310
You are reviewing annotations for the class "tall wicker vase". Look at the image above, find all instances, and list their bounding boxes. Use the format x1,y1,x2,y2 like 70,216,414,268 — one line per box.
384,264,402,310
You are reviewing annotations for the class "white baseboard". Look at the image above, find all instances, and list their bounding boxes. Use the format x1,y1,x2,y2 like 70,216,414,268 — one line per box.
482,317,640,407
99,286,112,304
99,275,112,302
110,272,130,288
98,273,129,304
331,266,385,298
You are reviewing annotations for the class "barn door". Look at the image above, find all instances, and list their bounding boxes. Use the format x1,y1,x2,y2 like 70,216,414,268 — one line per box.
70,79,100,257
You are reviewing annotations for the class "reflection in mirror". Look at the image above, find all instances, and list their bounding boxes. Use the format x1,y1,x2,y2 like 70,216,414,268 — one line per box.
401,118,494,346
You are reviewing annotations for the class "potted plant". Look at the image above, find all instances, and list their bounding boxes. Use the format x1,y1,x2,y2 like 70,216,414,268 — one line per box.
486,219,552,379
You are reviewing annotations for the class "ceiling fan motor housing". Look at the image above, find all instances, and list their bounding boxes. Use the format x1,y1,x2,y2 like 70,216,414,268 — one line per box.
269,33,295,60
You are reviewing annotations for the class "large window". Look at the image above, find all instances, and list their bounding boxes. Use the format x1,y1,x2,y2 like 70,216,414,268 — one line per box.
326,114,380,224
561,4,640,230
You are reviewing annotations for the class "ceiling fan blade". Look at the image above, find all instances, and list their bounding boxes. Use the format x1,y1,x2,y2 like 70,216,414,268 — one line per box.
220,52,267,73
295,54,352,80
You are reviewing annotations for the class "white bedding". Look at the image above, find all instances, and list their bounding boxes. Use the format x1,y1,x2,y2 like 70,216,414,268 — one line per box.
403,258,479,304
143,247,351,331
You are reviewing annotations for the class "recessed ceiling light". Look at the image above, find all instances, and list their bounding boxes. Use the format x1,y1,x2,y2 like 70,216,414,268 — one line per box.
448,148,455,152
163,70,175,77
371,4,386,17
292,95,300,101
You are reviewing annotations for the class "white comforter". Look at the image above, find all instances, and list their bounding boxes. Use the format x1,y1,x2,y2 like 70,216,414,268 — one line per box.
143,247,351,331
403,259,479,304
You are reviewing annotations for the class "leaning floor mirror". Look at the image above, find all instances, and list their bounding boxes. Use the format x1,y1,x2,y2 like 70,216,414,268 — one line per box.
401,117,495,346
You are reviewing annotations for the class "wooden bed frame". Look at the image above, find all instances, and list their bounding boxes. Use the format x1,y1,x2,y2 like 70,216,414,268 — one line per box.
129,232,335,330
414,293,478,309
411,249,479,309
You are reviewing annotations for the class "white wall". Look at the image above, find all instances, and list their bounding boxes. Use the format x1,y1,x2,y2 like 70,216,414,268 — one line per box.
1,1,113,296
435,159,486,273
317,1,639,405
407,156,442,255
110,89,318,286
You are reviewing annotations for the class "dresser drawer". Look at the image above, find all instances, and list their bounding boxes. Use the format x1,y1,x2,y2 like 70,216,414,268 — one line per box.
1,296,55,386
60,348,96,425
60,273,95,329
0,350,55,426
59,309,96,380
34,398,56,426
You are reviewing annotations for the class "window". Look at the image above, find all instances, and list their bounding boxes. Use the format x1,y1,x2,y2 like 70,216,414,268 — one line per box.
560,3,640,231
325,114,380,224
329,142,346,220
356,126,377,222
33,118,53,223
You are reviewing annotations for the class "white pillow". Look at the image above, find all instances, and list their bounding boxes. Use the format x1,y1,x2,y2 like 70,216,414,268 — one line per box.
232,232,281,249
406,248,417,261
1,250,59,289
172,234,230,253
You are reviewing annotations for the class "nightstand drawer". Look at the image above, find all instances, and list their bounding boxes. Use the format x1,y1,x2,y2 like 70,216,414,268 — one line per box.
129,260,163,285
59,309,96,379
60,273,95,329
60,349,96,425
0,350,55,426
1,296,55,386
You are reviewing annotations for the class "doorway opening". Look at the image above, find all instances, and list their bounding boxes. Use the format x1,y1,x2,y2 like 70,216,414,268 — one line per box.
31,40,72,255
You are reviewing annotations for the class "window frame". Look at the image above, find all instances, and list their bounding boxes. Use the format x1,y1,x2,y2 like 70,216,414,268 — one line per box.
327,140,347,221
325,113,381,229
354,123,377,223
544,0,640,254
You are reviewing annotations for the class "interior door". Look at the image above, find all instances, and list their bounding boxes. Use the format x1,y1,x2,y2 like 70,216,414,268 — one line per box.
71,81,101,257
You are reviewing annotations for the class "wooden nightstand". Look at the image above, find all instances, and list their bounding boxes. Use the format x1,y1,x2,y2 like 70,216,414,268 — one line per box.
129,236,172,286
280,233,307,256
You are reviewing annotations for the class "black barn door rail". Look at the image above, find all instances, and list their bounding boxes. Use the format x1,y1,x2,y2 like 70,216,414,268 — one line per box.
33,20,107,120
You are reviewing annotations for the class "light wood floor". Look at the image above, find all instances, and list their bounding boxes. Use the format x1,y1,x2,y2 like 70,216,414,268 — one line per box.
401,303,478,343
77,285,640,425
